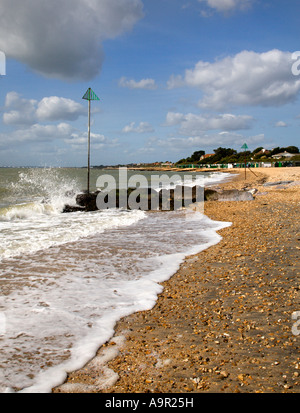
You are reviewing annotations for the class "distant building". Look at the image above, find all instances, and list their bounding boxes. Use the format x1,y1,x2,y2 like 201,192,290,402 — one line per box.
272,151,295,159
256,149,270,156
200,154,214,161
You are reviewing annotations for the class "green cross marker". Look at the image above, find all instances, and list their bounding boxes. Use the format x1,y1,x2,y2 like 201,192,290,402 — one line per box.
82,88,100,101
82,88,100,194
241,143,248,179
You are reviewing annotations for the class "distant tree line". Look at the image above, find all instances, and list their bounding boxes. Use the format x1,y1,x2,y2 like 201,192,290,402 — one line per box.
176,146,300,165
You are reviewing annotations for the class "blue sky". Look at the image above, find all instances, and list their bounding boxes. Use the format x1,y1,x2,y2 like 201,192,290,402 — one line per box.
0,0,300,167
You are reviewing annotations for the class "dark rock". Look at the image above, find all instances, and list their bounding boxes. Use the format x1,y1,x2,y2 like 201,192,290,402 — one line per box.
131,187,159,211
263,181,293,187
204,188,219,201
65,184,254,213
158,185,204,210
159,188,175,211
174,185,204,202
62,205,86,213
205,189,254,202
76,191,100,211
97,188,139,210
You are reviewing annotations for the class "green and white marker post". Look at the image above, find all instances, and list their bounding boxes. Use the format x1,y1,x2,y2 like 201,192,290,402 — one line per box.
241,142,249,180
82,88,100,194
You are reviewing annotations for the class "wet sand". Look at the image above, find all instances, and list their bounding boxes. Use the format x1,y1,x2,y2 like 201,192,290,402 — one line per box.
54,167,300,393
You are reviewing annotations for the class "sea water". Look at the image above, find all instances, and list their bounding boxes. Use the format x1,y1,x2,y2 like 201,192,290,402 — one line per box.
0,167,231,393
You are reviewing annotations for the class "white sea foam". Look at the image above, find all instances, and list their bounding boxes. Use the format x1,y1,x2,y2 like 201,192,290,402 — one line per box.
148,171,232,191
0,167,148,261
0,209,231,393
0,208,146,261
0,168,232,393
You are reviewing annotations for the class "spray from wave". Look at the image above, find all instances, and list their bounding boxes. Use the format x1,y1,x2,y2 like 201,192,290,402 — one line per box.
1,168,80,220
0,168,147,261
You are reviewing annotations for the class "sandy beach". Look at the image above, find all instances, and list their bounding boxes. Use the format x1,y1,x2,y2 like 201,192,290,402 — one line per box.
54,167,300,394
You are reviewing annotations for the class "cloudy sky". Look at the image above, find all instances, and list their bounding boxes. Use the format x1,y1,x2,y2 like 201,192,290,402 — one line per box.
0,0,300,166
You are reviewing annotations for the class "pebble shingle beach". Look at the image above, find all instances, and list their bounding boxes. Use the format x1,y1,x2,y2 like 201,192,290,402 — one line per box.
54,167,300,393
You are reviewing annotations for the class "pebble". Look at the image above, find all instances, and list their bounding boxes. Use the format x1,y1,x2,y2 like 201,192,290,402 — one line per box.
53,168,300,394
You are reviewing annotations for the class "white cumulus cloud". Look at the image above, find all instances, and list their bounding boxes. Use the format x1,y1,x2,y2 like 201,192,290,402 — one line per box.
65,132,119,150
164,112,254,134
3,92,86,125
168,49,300,110
3,92,37,126
0,121,118,152
0,123,73,146
36,97,87,122
0,0,144,80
